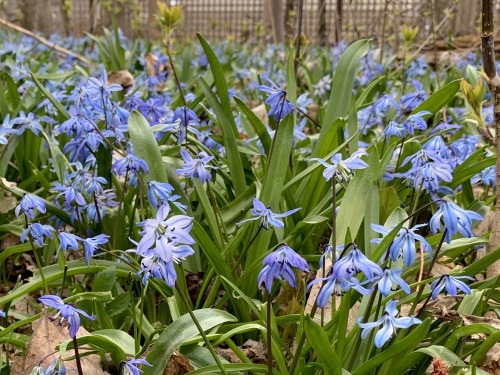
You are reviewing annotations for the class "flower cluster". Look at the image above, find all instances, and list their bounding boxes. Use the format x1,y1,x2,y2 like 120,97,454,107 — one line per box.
130,202,195,287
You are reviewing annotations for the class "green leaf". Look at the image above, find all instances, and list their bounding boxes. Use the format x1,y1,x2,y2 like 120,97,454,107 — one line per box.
352,319,431,375
304,316,342,375
411,79,460,115
336,148,378,245
92,267,118,293
234,96,272,156
143,309,237,375
30,73,70,120
92,329,137,356
243,114,294,294
186,363,274,375
416,345,466,366
199,78,246,196
321,39,371,132
128,110,168,184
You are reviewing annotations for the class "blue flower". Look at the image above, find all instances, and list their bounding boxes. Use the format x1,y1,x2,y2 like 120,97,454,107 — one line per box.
82,234,110,265
170,106,199,144
377,268,411,296
357,300,421,348
371,224,432,267
58,232,82,253
258,244,309,293
429,200,483,243
52,183,86,210
385,121,406,138
373,94,399,117
430,274,474,300
236,197,300,230
11,111,44,135
15,194,46,219
20,223,55,247
85,70,122,99
176,150,218,184
113,153,150,187
319,244,344,268
147,181,174,208
134,202,194,255
0,310,5,317
313,273,372,308
258,79,294,122
310,151,369,182
122,358,152,375
402,111,431,135
0,114,19,144
39,294,96,338
333,244,383,281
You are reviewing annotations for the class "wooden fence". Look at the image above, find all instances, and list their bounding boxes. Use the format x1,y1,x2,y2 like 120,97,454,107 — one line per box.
0,0,487,44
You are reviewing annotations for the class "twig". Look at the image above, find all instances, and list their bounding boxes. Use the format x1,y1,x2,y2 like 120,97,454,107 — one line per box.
0,18,91,65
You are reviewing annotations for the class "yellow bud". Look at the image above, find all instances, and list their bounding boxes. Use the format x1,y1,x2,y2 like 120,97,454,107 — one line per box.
402,24,419,44
156,1,183,32
460,78,482,116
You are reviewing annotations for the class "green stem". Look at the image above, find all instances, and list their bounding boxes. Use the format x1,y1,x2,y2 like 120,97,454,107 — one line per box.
347,289,378,371
25,217,49,294
207,182,228,244
174,283,228,375
231,227,262,274
267,292,273,375
288,302,318,375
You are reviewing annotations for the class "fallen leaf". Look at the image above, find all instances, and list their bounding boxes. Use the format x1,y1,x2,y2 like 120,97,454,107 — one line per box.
11,310,108,374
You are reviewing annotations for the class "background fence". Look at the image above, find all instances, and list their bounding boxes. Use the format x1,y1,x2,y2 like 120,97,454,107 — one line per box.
0,0,488,45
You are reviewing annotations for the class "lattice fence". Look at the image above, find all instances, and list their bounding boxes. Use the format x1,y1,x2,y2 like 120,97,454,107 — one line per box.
0,0,482,44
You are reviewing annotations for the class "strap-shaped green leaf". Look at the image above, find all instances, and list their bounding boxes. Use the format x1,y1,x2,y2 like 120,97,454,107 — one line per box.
143,309,236,374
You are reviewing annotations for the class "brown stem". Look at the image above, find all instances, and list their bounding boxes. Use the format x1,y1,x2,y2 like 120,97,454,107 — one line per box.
0,17,91,65
73,336,84,375
482,0,500,280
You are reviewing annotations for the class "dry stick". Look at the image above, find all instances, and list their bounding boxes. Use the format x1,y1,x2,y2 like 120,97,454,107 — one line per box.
0,18,91,65
482,0,500,280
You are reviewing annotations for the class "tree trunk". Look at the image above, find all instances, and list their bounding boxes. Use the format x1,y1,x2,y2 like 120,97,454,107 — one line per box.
482,0,500,279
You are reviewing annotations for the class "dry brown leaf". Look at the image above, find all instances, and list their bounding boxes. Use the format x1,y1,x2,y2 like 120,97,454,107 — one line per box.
164,352,194,375
11,310,108,374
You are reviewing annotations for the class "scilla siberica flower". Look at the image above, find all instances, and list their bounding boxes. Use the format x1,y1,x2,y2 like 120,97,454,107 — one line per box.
357,300,421,348
122,358,152,375
430,274,474,300
377,268,411,296
236,198,300,229
39,295,96,338
130,202,194,286
15,194,46,219
258,244,308,293
311,244,381,307
371,224,432,267
30,358,66,375
20,223,55,247
429,200,482,243
176,150,218,184
310,151,369,182
82,234,110,265
257,79,294,122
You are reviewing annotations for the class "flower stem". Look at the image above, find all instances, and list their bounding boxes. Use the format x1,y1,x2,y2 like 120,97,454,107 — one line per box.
267,292,273,375
408,228,448,316
174,283,228,375
73,336,84,375
415,275,445,318
231,227,262,274
24,217,48,294
288,302,318,375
